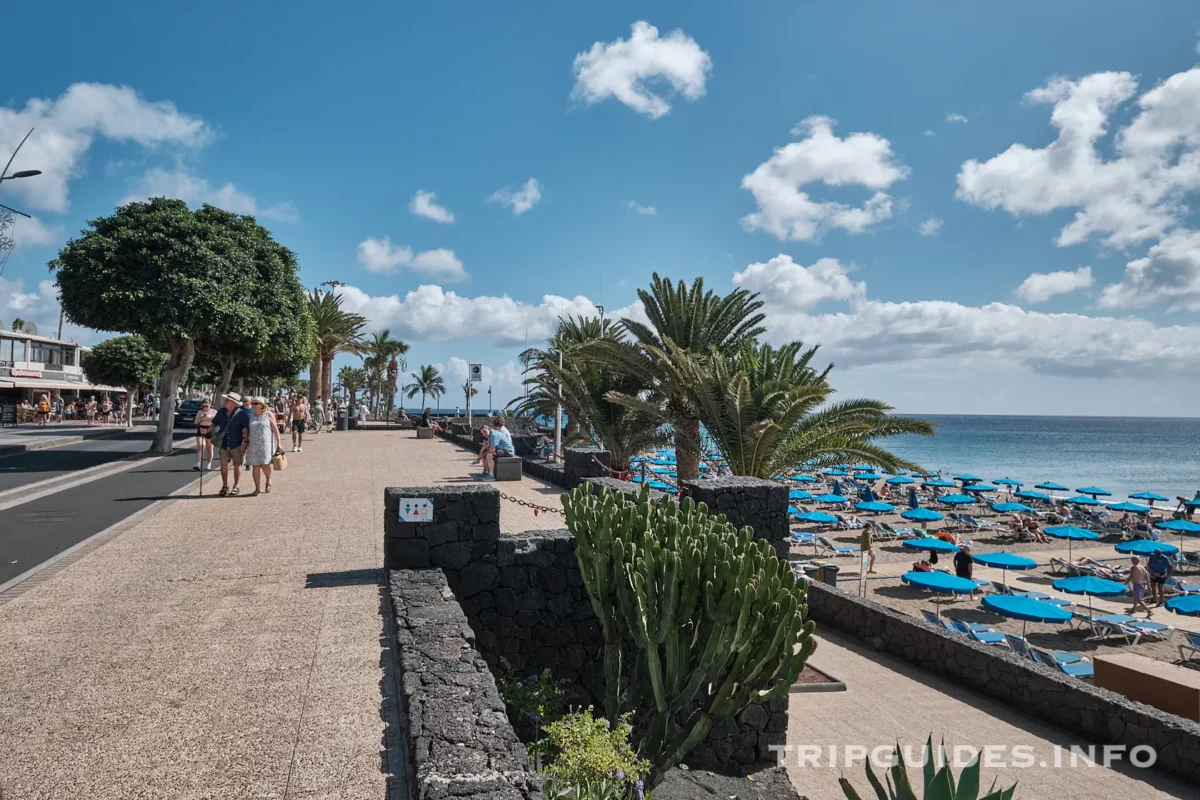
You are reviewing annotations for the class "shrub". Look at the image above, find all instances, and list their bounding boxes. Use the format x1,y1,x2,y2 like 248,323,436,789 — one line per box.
497,663,567,743
839,738,1018,800
539,709,650,799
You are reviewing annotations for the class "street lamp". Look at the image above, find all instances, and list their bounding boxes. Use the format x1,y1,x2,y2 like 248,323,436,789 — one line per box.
488,385,492,413
2,170,40,181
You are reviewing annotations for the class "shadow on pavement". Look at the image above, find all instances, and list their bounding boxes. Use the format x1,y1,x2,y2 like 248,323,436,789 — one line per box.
305,568,383,588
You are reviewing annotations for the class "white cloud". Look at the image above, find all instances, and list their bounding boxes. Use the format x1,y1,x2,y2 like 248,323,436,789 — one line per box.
0,83,211,215
741,257,1200,378
355,237,467,281
7,214,62,249
488,178,542,215
0,277,96,343
1099,229,1200,309
433,356,527,410
628,200,656,215
409,190,455,224
732,255,864,310
945,112,969,123
740,116,909,241
571,21,712,119
917,217,943,236
334,283,636,346
1015,266,1094,303
922,130,936,137
123,168,298,223
957,67,1200,249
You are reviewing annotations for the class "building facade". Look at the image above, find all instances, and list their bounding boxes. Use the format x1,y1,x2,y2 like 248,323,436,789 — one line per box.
0,330,121,403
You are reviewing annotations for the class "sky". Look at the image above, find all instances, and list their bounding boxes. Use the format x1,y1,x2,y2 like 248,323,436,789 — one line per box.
3,2,1200,415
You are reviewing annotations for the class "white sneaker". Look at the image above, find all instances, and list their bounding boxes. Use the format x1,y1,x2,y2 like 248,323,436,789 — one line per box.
207,461,215,470
297,447,303,452
193,462,202,471
292,445,297,452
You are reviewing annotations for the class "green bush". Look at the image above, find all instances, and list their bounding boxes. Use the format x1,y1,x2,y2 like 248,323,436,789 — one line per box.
562,483,816,786
497,663,567,742
839,738,1017,800
539,709,650,799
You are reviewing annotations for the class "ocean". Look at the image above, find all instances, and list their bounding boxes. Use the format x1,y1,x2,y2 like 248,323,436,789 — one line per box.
886,415,1200,504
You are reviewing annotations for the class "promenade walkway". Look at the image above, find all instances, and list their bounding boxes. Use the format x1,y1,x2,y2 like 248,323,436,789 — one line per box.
0,429,561,799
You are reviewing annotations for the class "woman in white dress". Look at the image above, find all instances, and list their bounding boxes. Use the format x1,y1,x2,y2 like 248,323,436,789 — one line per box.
246,397,282,495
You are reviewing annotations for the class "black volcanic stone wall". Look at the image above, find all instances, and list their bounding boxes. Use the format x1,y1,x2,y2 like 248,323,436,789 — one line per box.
806,581,1200,786
582,476,669,504
563,447,611,488
384,483,791,770
682,477,790,557
437,430,571,488
390,568,545,799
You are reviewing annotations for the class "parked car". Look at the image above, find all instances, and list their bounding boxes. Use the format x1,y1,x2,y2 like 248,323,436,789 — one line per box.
174,399,204,428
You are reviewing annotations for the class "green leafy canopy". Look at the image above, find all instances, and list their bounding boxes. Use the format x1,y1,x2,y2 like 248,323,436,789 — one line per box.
81,335,166,389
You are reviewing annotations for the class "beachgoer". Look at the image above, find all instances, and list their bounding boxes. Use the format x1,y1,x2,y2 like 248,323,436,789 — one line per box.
954,544,973,580
211,393,250,497
422,407,444,435
472,424,493,467
245,397,281,495
1147,550,1173,607
480,415,514,480
290,396,309,452
1126,556,1152,617
860,522,876,574
194,399,217,471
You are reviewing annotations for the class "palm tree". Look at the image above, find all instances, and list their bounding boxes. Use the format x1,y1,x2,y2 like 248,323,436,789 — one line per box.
404,364,445,411
588,274,765,480
678,339,934,478
306,289,367,411
364,329,408,416
462,380,478,410
337,365,367,407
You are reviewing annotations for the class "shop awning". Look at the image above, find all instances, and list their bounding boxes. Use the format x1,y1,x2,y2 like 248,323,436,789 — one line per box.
0,377,123,392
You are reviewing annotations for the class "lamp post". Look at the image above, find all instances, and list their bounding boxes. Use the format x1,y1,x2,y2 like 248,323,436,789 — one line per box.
0,128,41,278
488,385,492,414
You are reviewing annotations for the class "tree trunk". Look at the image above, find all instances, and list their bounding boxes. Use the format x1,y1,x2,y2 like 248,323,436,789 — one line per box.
309,349,322,409
322,356,334,408
675,417,702,482
153,336,194,454
216,358,236,403
125,384,137,427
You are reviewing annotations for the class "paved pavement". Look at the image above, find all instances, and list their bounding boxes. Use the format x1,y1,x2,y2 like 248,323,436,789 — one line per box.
0,428,564,799
790,630,1194,799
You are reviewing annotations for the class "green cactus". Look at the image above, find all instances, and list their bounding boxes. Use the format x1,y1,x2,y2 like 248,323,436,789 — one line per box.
839,737,1018,800
562,483,817,787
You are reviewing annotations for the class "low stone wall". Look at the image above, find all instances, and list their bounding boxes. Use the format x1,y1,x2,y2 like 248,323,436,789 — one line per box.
682,476,789,556
390,568,545,799
563,447,611,488
806,581,1200,785
384,484,787,770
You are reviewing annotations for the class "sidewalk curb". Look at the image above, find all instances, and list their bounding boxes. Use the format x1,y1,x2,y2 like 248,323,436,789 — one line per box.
0,472,203,604
0,427,130,458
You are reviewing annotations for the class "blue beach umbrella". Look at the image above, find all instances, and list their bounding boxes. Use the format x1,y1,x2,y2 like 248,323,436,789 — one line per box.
973,551,1038,585
902,570,979,613
1064,495,1103,506
823,469,848,476
788,489,813,502
856,500,894,513
991,502,1035,514
814,493,848,504
794,510,838,524
1035,481,1068,493
1014,490,1051,502
832,480,843,496
1106,502,1151,514
961,484,996,493
887,475,916,485
981,594,1072,635
857,472,883,481
792,474,817,483
1077,486,1112,498
1130,491,1169,507
907,488,919,509
861,485,876,502
902,537,960,554
1156,518,1200,551
938,494,977,506
1115,539,1178,555
647,480,676,492
955,474,982,484
993,478,1023,487
1166,595,1200,616
1044,524,1100,560
1052,575,1127,619
902,507,944,523
924,479,957,488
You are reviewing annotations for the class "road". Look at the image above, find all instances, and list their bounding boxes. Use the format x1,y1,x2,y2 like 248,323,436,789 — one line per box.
0,430,203,585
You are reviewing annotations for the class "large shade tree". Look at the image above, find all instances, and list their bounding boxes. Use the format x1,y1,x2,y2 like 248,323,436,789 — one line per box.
80,335,166,426
54,198,309,452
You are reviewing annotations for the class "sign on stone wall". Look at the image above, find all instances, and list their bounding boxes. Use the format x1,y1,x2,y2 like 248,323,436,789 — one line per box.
398,497,434,522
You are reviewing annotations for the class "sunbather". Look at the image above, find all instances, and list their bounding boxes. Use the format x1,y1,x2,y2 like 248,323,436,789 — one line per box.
1024,518,1050,543
1071,557,1126,580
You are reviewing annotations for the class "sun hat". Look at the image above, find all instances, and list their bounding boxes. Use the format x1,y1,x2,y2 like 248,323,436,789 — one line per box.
222,392,242,404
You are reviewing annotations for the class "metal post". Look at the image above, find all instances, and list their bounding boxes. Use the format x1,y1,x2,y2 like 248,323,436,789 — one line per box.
554,350,562,462
466,362,472,429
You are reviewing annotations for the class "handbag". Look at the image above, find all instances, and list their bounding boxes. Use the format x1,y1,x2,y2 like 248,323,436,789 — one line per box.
271,449,288,471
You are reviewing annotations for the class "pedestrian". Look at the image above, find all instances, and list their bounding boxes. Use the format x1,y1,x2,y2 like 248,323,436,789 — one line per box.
85,395,97,426
290,395,309,452
53,394,64,423
273,392,287,416
1147,549,1173,607
153,394,160,421
35,393,50,426
211,392,250,497
194,398,216,471
246,397,281,495
953,543,973,580
861,521,877,574
1126,556,1152,617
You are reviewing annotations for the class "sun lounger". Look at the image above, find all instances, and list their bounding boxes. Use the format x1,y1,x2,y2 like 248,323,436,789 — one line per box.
1124,620,1174,642
1029,647,1095,679
949,619,1008,646
1095,621,1142,646
1180,552,1200,573
1166,577,1200,595
1003,634,1086,665
814,536,857,557
1179,631,1200,663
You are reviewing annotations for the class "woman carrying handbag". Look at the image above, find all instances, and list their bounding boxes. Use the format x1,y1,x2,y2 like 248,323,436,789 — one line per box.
245,397,283,495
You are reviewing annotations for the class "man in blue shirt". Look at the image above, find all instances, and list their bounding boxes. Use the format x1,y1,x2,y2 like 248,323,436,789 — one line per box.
480,415,515,481
211,392,251,496
1147,550,1173,607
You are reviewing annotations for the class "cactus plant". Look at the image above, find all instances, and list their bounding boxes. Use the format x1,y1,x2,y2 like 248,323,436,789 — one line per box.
839,737,1017,800
562,482,816,786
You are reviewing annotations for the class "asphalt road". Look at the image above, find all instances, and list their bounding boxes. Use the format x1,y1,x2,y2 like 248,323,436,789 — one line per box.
0,445,214,585
0,429,193,494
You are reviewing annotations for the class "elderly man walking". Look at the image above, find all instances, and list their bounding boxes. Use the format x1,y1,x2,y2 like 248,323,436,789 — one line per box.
211,392,251,497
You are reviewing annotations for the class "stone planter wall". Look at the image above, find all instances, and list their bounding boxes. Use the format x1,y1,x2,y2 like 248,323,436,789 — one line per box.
390,568,546,799
563,447,611,488
806,581,1200,785
682,476,790,557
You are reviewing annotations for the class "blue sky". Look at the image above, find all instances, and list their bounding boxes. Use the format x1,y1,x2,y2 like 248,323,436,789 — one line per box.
4,2,1200,415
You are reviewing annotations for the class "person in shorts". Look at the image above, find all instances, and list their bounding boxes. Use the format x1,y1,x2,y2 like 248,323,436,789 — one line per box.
194,399,217,471
861,522,877,574
211,393,250,496
290,396,309,452
1147,550,1173,607
480,415,514,480
1126,556,1152,618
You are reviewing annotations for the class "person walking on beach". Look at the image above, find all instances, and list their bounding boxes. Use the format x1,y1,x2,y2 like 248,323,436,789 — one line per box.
1147,550,1173,607
194,398,216,471
211,392,250,497
290,395,309,452
860,522,876,574
954,544,974,580
1126,556,1152,617
245,397,281,495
